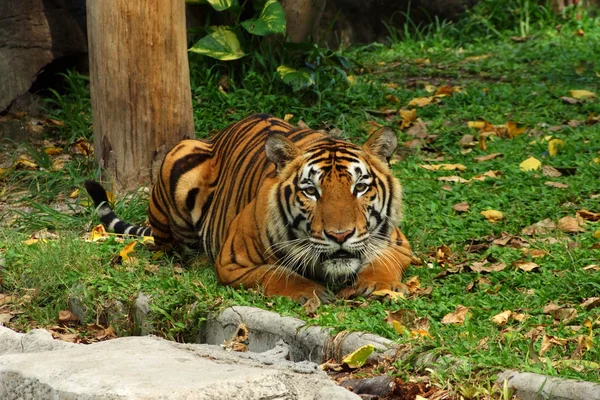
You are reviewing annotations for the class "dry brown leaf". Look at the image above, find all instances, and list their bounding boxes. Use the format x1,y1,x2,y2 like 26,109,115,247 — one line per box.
458,134,476,148
58,310,79,325
469,261,506,273
441,305,470,325
558,216,585,233
542,165,562,177
583,264,600,271
385,94,400,104
577,209,600,222
513,313,529,322
581,297,600,310
522,218,556,235
545,181,569,189
371,289,405,301
561,96,580,105
222,323,249,352
436,245,452,265
481,210,504,223
471,170,502,181
419,163,467,171
522,248,547,258
438,176,469,183
543,302,578,323
540,334,567,356
453,202,470,213
474,153,503,162
492,310,512,326
303,291,321,317
525,326,545,340
405,276,421,294
406,119,428,138
402,138,424,149
513,261,540,272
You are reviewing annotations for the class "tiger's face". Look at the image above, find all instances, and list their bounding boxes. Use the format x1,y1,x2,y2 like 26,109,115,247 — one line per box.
265,127,402,283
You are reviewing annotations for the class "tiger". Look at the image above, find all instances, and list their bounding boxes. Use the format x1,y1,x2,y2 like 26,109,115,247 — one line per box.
85,114,412,303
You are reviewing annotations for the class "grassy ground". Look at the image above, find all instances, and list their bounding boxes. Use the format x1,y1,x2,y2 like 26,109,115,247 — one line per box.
1,1,599,396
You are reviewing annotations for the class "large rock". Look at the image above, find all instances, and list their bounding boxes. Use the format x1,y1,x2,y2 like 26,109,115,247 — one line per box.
0,328,358,399
0,0,87,112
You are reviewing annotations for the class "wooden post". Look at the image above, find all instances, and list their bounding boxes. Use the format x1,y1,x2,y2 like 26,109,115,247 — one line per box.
86,0,194,192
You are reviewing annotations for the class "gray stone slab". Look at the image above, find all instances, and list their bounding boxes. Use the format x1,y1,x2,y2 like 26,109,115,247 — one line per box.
497,370,600,400
0,331,358,400
202,306,396,363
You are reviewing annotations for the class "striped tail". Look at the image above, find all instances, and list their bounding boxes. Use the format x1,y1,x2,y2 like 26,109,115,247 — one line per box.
84,180,152,237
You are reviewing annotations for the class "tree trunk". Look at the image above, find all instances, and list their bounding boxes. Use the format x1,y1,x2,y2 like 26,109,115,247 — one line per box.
87,0,194,192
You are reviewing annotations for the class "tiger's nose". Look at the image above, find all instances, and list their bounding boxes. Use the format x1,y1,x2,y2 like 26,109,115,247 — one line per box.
324,229,355,244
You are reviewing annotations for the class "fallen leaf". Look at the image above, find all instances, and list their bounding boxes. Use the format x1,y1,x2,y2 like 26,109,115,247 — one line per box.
548,139,565,157
371,289,405,301
463,54,491,62
58,310,79,325
119,242,137,261
408,97,436,107
577,209,600,222
561,96,580,104
492,310,512,326
43,147,63,156
474,153,503,162
406,119,428,138
520,157,542,171
543,302,578,323
542,165,562,177
469,261,506,273
574,28,585,37
522,218,556,235
569,89,595,100
458,134,476,148
540,334,567,356
438,176,469,183
341,344,375,368
581,297,600,310
404,276,421,294
89,224,109,242
558,216,585,233
522,249,547,258
453,202,470,213
0,313,14,325
545,181,569,189
506,121,526,138
467,121,487,129
419,164,467,171
399,108,417,130
513,261,540,272
481,210,504,223
302,291,321,317
222,323,249,352
441,305,470,325
283,114,293,122
471,170,502,181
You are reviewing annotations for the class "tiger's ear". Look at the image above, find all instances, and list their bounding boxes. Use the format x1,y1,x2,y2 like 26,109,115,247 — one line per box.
265,134,301,171
363,126,398,162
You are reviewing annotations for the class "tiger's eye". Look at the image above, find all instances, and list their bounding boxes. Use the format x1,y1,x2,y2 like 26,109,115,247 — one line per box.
303,186,318,197
354,182,368,193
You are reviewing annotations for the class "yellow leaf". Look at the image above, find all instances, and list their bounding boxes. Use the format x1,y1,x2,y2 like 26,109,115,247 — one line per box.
408,97,436,107
385,82,398,89
106,191,116,204
410,329,432,338
371,289,405,301
548,139,565,157
283,114,294,122
424,84,436,93
43,147,63,156
594,230,600,239
419,163,467,171
574,29,585,37
119,242,137,260
341,344,375,368
481,210,504,223
90,224,109,242
68,189,80,199
569,90,596,99
467,121,487,129
399,108,417,130
152,250,165,260
385,94,399,104
438,176,469,183
593,157,600,164
506,121,526,138
141,236,155,245
347,75,356,85
24,238,43,245
520,157,541,171
391,320,406,335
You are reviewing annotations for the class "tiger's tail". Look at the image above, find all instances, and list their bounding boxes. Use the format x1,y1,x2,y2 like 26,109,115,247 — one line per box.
84,180,152,237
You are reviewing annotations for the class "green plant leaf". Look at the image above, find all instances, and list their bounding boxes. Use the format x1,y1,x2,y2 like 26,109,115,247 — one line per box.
207,0,238,11
241,0,286,36
276,65,314,91
189,27,246,61
341,344,375,368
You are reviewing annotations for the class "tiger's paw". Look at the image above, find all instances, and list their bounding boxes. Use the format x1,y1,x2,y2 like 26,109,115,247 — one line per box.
337,281,408,300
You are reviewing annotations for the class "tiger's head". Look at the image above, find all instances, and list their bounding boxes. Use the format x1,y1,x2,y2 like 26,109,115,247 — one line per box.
265,127,402,283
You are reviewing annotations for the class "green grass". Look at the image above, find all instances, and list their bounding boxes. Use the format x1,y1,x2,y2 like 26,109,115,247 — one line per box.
1,2,600,393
